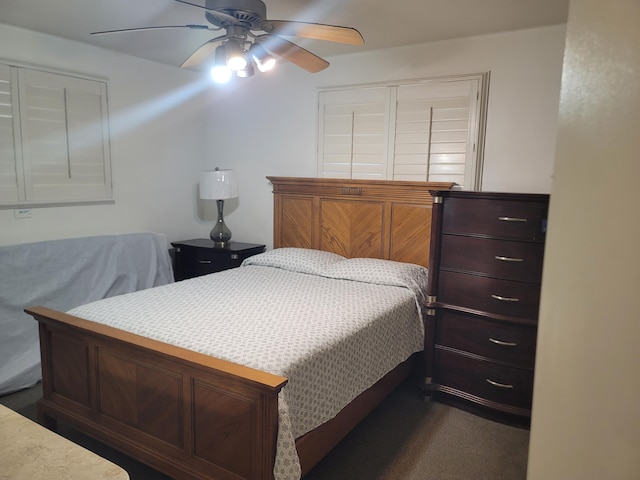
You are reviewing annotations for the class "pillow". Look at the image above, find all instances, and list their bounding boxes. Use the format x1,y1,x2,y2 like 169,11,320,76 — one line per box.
241,247,345,275
320,257,429,303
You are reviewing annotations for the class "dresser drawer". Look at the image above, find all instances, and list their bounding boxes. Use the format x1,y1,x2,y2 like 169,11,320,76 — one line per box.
435,349,534,410
442,197,547,241
438,270,541,319
440,234,544,282
436,310,536,368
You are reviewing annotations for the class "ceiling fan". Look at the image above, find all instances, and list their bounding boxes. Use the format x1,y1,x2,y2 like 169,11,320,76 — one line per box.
92,0,364,81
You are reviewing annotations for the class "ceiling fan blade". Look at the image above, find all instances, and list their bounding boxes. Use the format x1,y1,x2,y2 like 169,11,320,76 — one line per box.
264,21,364,46
181,35,227,68
261,37,329,73
91,24,215,36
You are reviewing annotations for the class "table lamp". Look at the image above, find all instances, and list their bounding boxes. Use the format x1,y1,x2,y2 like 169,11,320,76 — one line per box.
199,168,238,248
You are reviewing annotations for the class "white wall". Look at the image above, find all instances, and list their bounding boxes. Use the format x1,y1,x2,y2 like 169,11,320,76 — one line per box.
528,1,640,478
203,25,566,248
0,23,566,252
0,23,211,247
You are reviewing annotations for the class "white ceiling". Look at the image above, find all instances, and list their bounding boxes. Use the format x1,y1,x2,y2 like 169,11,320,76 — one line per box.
0,0,569,70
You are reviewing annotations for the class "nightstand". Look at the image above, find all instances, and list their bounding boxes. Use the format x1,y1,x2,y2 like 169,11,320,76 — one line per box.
171,239,266,281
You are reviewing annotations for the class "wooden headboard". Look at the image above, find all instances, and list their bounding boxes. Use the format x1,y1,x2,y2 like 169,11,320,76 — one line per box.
268,177,455,268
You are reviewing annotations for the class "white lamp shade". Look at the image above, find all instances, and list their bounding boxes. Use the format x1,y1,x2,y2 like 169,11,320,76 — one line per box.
199,169,238,200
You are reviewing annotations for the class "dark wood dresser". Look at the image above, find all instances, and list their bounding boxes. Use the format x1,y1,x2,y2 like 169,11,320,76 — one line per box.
424,190,549,425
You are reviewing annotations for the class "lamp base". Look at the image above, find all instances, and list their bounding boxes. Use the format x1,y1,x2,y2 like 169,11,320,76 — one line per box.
212,240,231,249
210,199,232,248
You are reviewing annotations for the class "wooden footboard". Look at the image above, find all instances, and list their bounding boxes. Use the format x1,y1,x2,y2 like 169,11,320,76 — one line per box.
27,306,287,480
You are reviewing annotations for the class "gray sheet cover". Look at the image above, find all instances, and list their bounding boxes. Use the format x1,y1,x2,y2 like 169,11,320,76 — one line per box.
0,233,173,395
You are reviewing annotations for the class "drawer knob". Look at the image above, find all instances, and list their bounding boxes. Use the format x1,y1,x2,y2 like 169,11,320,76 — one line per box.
491,294,520,302
498,216,528,222
489,337,518,347
486,378,515,389
494,255,524,262
198,260,213,264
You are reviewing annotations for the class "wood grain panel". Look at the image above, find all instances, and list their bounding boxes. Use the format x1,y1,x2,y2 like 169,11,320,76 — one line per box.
136,366,183,447
50,332,90,407
193,380,254,479
97,352,136,424
278,196,314,248
320,200,384,258
390,204,432,267
97,350,183,447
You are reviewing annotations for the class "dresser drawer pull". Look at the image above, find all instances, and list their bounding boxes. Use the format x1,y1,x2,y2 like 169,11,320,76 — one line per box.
486,378,515,389
198,260,213,264
498,216,528,222
491,294,520,302
494,255,524,262
489,337,518,347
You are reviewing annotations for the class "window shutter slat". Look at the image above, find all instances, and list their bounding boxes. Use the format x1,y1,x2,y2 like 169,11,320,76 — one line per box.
0,65,20,203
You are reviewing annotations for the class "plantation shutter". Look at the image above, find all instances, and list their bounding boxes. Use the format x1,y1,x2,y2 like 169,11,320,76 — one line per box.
392,78,480,186
18,68,112,203
317,74,487,190
317,86,389,179
0,60,112,208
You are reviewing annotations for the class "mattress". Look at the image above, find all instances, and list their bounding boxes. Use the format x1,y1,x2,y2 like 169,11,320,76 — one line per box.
68,248,428,480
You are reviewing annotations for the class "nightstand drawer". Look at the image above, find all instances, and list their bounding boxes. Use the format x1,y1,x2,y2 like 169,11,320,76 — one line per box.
171,240,265,281
440,235,544,282
435,349,534,410
438,270,541,319
180,249,238,276
436,310,536,368
442,197,547,241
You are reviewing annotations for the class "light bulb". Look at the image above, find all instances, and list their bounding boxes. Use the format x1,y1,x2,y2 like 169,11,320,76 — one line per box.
225,39,247,71
211,65,232,83
211,45,232,83
249,43,276,72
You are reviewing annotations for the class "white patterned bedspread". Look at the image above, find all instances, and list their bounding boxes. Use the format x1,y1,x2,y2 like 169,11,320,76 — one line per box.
68,248,427,480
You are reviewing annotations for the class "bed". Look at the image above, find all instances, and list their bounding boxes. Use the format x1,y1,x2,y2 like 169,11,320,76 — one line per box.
25,177,454,480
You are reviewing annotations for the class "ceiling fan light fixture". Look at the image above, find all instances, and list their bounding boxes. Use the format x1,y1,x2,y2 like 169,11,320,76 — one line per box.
249,43,276,72
96,0,365,77
224,39,247,71
237,63,255,78
211,45,232,83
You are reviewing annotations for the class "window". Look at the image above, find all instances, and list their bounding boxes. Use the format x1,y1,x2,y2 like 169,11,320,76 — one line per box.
317,73,489,190
0,61,112,208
